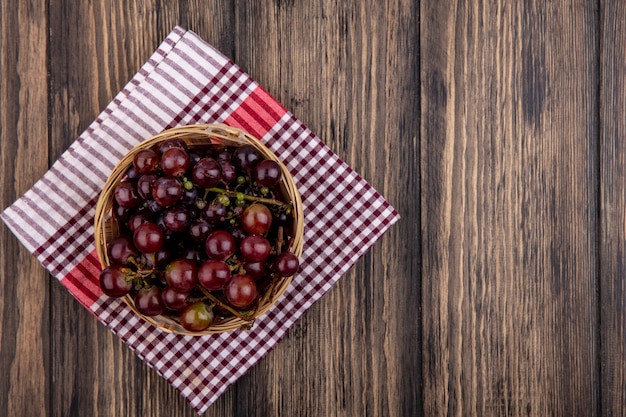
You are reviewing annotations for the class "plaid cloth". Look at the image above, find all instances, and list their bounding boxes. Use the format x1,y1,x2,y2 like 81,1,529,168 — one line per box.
1,26,399,414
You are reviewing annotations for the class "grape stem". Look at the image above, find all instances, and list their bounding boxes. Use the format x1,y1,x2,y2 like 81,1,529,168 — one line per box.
125,268,157,284
276,226,284,254
206,187,292,209
259,274,285,305
197,287,256,322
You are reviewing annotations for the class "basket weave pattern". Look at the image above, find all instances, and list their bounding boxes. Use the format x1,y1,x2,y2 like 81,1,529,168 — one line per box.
94,124,304,335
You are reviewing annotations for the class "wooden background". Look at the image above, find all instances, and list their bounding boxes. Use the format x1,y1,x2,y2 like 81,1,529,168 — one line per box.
1,0,625,416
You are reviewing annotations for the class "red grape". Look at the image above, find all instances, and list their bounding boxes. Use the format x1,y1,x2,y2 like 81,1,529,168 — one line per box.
160,147,190,177
133,149,160,174
181,187,199,206
244,261,267,280
229,227,246,242
215,147,232,161
253,159,281,187
158,138,187,154
189,219,212,242
192,157,222,188
225,274,258,308
161,286,189,311
125,165,141,180
274,211,291,226
134,286,166,316
240,234,271,262
99,265,133,297
219,160,237,184
128,212,152,233
205,230,236,260
232,145,261,171
137,174,158,199
165,258,198,291
113,202,130,221
154,249,172,267
146,199,164,214
133,222,165,253
163,205,190,232
241,203,272,234
179,247,202,261
274,252,300,277
179,302,214,332
203,202,227,224
198,260,231,290
151,177,183,207
114,181,142,208
140,248,172,269
107,235,138,266
188,151,202,168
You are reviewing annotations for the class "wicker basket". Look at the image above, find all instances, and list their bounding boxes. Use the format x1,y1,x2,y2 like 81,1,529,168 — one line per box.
94,124,304,335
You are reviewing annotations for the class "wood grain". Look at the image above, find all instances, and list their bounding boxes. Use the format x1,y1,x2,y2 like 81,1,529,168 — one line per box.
229,1,421,416
420,1,600,416
600,1,626,416
6,0,626,416
0,0,50,416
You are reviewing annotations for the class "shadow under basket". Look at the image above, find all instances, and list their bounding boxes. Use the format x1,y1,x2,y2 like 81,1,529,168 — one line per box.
94,124,305,335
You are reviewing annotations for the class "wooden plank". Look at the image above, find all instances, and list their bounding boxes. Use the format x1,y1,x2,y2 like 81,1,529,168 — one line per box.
420,1,600,415
0,1,50,416
600,1,626,415
229,0,421,416
46,1,229,416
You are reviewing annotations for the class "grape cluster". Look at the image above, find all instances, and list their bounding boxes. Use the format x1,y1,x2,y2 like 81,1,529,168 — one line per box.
99,137,300,332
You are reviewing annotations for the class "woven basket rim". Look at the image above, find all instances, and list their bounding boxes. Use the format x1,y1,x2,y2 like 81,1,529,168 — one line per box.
94,124,304,336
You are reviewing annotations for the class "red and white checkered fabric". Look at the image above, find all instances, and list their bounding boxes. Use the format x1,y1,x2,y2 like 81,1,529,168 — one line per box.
1,27,399,414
